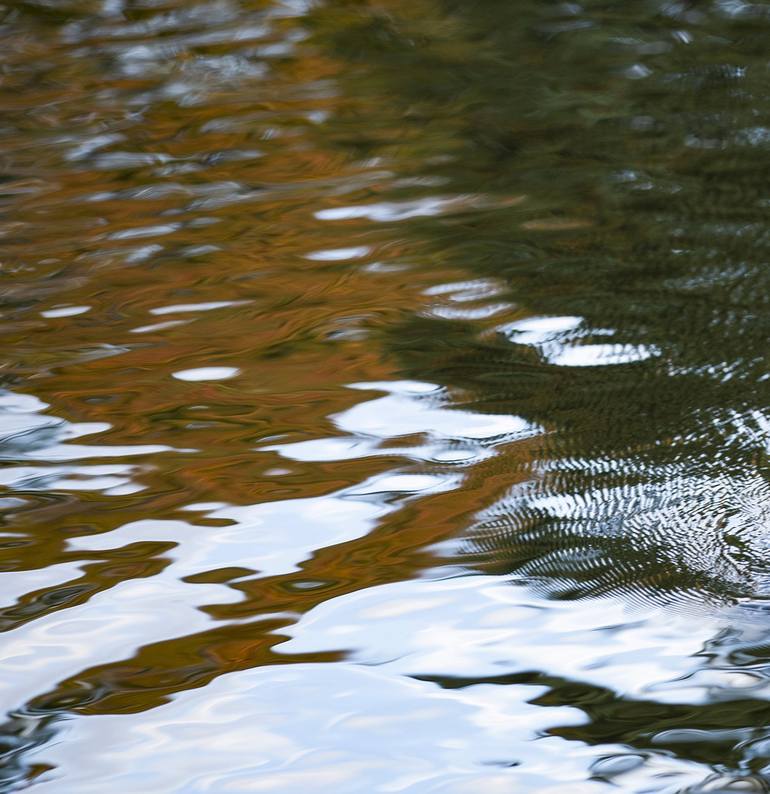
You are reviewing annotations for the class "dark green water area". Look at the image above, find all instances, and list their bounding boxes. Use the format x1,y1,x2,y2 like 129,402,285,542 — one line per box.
2,0,770,790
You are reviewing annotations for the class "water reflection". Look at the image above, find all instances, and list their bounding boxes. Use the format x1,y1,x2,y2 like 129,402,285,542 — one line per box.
3,0,770,791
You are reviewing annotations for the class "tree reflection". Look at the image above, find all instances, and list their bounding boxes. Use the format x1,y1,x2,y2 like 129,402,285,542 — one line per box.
332,0,770,606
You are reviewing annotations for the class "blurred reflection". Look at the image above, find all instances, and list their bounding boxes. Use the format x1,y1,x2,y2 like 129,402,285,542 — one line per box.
2,0,770,792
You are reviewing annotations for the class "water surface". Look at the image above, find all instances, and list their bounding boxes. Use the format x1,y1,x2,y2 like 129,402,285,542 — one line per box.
3,0,770,791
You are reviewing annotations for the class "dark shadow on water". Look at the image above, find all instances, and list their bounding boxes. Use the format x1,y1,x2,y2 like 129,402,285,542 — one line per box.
366,0,770,610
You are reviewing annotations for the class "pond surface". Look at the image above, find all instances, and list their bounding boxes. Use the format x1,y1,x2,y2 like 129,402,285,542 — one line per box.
2,0,770,791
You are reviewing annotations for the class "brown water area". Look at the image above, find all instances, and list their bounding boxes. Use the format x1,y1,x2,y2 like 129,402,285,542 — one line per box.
3,0,770,791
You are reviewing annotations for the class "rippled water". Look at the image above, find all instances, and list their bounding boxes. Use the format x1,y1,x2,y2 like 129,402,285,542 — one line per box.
4,0,770,791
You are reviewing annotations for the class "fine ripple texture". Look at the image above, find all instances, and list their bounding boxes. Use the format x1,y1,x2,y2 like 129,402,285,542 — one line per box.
2,1,770,793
